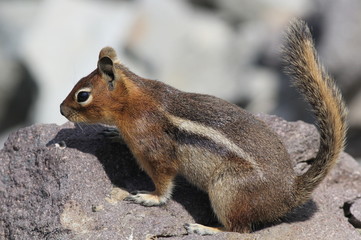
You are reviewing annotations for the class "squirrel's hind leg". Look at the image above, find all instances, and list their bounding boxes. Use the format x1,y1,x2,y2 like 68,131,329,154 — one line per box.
184,223,224,235
207,166,255,234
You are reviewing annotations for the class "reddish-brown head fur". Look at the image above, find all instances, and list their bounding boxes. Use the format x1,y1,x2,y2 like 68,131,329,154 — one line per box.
60,47,136,125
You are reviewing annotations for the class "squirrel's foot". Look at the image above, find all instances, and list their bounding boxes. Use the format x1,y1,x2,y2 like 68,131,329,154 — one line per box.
184,223,223,235
124,191,168,206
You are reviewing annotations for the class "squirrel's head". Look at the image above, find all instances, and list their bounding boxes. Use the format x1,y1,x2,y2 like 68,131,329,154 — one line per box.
60,47,138,125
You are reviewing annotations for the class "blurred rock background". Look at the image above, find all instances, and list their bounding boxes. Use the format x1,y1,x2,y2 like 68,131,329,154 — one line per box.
0,0,360,161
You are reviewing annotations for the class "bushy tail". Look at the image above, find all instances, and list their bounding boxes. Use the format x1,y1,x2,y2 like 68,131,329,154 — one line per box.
283,19,348,205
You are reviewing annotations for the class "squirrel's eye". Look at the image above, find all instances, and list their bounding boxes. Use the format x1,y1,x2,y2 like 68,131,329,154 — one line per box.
77,91,90,103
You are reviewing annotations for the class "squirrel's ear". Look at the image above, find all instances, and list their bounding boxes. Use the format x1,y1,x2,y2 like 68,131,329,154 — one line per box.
98,56,115,80
98,47,121,90
98,47,119,62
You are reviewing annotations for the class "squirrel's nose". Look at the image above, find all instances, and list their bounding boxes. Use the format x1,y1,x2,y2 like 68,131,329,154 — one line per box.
60,103,65,116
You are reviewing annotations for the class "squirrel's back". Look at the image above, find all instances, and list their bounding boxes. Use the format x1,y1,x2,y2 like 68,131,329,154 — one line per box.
140,77,292,169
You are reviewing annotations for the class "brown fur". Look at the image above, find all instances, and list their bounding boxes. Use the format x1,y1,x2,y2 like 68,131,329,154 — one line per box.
60,19,347,235
283,20,347,206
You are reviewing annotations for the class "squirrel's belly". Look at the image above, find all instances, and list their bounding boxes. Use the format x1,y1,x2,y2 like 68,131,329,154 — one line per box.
177,145,224,191
177,144,229,191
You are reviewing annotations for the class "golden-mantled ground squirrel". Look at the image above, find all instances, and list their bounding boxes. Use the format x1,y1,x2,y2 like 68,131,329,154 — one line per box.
60,20,347,235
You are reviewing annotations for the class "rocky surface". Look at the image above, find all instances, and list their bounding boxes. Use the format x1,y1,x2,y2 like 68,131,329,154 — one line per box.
0,114,361,240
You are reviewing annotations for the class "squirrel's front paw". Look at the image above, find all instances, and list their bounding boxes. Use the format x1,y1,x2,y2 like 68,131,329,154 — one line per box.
100,128,125,144
124,191,167,206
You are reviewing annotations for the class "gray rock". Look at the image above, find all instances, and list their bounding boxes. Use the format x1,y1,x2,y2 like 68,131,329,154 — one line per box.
344,197,361,229
351,199,361,228
1,115,361,239
205,0,313,23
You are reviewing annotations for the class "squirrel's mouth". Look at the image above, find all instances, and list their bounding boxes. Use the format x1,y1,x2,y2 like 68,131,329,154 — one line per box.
60,104,80,123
